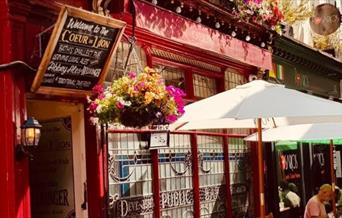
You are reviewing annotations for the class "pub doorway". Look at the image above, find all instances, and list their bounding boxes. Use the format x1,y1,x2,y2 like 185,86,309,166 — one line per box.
27,100,88,218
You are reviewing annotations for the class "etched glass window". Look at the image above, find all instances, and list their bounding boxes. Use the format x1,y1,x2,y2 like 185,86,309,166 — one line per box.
224,68,247,90
193,73,217,98
197,135,226,217
107,132,153,218
229,138,254,218
158,134,194,217
154,65,186,92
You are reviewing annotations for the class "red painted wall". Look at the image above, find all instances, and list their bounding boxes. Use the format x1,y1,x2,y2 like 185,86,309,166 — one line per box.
0,1,31,218
84,114,104,218
0,2,17,215
2,1,96,218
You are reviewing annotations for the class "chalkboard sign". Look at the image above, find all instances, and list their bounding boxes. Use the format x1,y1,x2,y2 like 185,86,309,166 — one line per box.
31,5,126,96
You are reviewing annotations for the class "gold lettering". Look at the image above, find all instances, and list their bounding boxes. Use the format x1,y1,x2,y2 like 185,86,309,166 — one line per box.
94,38,110,49
61,30,70,42
64,32,90,45
92,36,98,48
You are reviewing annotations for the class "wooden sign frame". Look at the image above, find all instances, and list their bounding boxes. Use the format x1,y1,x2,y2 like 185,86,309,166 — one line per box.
31,5,126,97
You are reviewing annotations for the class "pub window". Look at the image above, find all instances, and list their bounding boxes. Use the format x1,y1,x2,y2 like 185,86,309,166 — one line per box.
225,68,249,135
224,68,247,90
229,138,254,217
105,41,147,85
193,73,217,98
154,65,186,92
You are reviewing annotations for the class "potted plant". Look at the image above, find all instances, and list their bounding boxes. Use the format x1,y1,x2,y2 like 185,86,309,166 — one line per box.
87,67,185,128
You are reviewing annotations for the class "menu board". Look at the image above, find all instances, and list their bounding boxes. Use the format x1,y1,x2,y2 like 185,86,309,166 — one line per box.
31,5,126,96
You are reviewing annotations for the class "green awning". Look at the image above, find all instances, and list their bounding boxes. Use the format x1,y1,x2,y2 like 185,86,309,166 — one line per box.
276,139,342,146
275,141,298,150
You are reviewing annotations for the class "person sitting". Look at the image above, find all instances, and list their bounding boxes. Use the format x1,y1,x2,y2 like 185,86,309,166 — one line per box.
335,186,342,218
280,181,301,208
304,184,332,218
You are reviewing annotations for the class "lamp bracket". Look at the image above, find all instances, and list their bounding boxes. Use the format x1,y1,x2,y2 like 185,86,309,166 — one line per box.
15,144,34,161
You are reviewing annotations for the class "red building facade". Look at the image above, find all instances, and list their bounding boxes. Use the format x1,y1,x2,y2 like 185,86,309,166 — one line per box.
0,0,273,217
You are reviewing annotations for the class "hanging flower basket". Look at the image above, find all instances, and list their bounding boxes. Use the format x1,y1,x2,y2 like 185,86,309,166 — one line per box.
87,67,185,128
234,0,284,33
120,106,157,128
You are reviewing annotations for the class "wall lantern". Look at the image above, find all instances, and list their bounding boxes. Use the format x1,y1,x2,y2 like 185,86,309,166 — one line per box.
16,117,42,160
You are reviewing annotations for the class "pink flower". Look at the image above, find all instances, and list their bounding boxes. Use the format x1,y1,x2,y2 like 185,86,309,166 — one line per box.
128,71,136,79
166,85,186,97
166,85,186,116
135,82,145,90
166,115,178,123
88,102,98,113
177,107,185,115
92,84,104,95
116,102,124,109
97,93,105,100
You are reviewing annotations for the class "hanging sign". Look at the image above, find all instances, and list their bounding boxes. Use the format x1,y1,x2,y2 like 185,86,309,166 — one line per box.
280,150,301,180
149,131,170,149
31,5,126,96
310,3,341,36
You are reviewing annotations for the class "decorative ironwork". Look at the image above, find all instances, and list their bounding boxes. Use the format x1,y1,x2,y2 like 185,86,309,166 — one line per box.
199,150,217,173
169,150,192,176
183,210,195,217
160,189,194,209
108,193,119,209
108,152,138,182
113,195,154,217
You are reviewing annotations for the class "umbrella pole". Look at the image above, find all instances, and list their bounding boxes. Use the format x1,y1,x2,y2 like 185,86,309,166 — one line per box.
257,118,265,218
330,139,336,217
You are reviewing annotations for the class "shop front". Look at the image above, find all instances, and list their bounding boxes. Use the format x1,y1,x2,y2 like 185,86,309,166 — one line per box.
1,0,274,218
266,35,342,217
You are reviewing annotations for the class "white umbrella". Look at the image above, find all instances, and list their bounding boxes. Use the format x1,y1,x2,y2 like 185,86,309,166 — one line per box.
174,116,342,130
245,122,342,217
244,123,342,142
172,80,342,129
171,80,342,218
